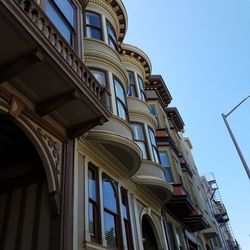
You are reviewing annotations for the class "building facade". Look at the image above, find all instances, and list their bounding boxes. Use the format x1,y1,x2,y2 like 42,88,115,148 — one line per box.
0,0,239,250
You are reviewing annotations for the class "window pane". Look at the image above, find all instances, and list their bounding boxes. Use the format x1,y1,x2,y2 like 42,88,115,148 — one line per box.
86,12,101,27
46,1,72,44
165,167,174,182
104,212,117,248
159,152,170,167
88,169,96,201
114,79,126,104
138,75,144,89
117,101,126,120
128,71,135,85
128,85,136,97
148,128,157,147
153,147,160,163
137,75,145,100
54,0,74,26
149,104,157,116
89,202,94,235
121,191,128,219
103,179,117,213
91,69,107,87
131,123,144,141
107,20,117,42
86,27,102,40
136,141,147,159
108,38,117,50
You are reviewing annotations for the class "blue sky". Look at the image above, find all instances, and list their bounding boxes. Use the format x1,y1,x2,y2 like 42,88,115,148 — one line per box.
123,0,250,249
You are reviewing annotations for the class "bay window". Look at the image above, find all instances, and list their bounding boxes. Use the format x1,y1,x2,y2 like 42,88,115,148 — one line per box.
106,19,118,50
102,176,121,249
148,127,160,163
131,123,148,159
114,77,128,120
45,0,76,46
85,11,102,40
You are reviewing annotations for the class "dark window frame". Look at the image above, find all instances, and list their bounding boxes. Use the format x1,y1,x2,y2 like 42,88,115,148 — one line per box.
159,151,174,182
131,122,149,160
121,188,133,250
85,11,103,41
88,163,101,243
43,0,77,47
148,126,160,163
106,19,118,50
89,68,112,112
127,70,138,97
102,174,123,250
114,76,129,121
137,75,146,101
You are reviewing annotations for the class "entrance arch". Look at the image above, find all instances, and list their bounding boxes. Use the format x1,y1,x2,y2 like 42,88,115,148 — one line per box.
141,215,159,250
0,114,52,249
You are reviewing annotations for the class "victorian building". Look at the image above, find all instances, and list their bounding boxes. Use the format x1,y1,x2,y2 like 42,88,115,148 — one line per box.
0,0,238,250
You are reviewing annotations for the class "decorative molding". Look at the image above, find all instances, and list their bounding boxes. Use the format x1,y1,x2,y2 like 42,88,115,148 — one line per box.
9,95,25,117
37,127,62,175
49,191,61,215
22,116,63,191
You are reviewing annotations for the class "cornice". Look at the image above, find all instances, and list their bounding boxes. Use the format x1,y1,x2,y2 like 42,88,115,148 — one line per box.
120,43,152,81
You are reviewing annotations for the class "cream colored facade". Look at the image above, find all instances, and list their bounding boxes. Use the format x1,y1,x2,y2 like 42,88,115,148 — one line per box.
0,0,239,249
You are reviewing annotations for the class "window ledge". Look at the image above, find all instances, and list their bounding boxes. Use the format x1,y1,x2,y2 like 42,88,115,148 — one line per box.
83,241,109,250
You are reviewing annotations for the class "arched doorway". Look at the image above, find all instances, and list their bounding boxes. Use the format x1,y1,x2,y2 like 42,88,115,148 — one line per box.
141,215,159,250
0,114,51,250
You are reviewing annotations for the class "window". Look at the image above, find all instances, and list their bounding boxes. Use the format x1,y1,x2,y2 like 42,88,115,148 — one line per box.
148,127,160,163
211,237,219,248
165,222,178,250
45,0,75,45
88,164,100,243
90,69,111,111
106,19,117,50
149,104,159,127
85,11,102,40
114,77,128,120
159,152,174,182
102,176,121,249
127,71,137,97
137,75,146,101
131,123,148,159
121,188,133,250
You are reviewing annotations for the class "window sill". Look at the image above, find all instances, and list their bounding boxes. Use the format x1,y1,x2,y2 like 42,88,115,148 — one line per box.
83,241,109,250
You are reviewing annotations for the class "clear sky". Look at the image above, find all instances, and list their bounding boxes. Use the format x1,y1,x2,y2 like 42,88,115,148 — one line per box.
123,0,250,249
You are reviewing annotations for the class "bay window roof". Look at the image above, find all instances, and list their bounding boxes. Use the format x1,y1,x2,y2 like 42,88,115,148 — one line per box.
146,75,172,107
165,107,185,132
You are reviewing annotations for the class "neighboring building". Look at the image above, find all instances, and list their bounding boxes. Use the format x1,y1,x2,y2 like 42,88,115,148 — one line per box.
200,174,241,250
0,0,239,250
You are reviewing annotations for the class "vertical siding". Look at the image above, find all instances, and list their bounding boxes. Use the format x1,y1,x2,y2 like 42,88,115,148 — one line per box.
0,181,51,250
21,183,37,250
37,182,51,250
0,193,7,239
5,188,22,250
